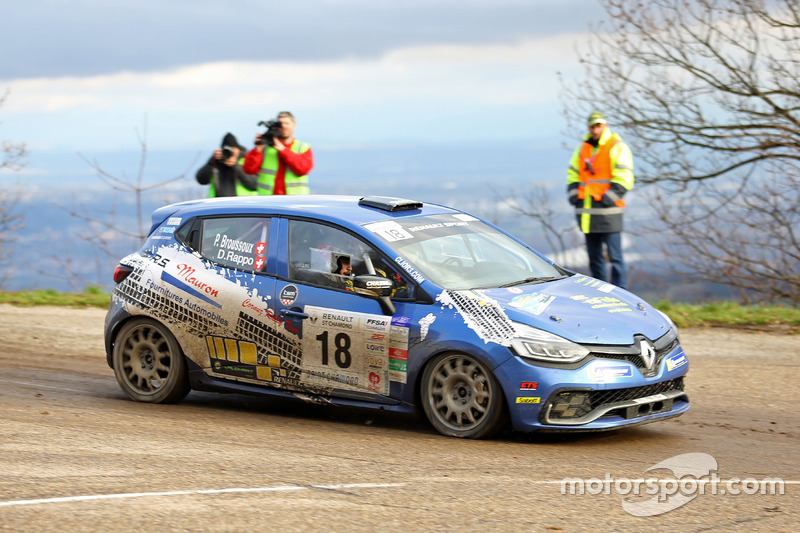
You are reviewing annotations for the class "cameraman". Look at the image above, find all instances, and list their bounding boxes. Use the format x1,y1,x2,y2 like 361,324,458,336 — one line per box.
195,133,258,197
243,111,314,195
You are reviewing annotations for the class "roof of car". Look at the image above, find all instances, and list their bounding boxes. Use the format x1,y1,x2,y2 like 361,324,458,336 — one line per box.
150,195,461,231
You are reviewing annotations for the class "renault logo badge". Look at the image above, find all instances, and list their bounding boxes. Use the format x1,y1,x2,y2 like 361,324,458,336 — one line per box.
639,339,657,372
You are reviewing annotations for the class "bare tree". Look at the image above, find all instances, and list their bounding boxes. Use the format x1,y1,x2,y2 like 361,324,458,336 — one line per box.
0,90,29,288
557,0,800,304
47,117,198,290
495,186,582,264
0,185,25,288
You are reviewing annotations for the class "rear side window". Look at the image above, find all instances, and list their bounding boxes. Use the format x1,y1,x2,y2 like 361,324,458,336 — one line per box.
198,217,271,272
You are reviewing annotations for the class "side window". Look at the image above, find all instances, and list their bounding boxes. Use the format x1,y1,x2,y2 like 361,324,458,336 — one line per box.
199,217,271,272
288,219,412,297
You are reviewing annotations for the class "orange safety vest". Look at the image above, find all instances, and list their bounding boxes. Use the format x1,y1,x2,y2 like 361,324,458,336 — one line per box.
577,139,625,209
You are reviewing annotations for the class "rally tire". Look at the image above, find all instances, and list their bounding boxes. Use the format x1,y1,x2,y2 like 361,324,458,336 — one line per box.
112,318,190,404
421,352,508,439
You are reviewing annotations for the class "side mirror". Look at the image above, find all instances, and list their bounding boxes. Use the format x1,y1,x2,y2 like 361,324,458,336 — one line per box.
352,274,396,315
352,274,394,297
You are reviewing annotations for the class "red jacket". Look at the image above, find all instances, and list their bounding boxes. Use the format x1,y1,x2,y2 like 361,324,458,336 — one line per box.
243,140,314,195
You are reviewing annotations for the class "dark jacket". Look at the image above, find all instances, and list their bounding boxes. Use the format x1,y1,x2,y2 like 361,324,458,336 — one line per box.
196,156,258,197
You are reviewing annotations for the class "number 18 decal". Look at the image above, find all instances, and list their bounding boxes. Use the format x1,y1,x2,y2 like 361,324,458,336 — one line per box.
315,331,352,369
302,306,392,395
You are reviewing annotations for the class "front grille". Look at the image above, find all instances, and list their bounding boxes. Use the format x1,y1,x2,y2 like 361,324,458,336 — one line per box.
543,377,686,423
592,336,680,377
589,377,684,410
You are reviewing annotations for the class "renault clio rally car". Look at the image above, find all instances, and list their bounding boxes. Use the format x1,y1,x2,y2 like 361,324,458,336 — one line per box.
104,195,689,439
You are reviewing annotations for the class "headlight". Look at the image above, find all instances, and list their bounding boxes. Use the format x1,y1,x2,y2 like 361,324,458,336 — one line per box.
510,322,590,363
657,309,677,329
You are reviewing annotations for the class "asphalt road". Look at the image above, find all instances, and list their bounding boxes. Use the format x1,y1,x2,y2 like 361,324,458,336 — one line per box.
0,305,797,532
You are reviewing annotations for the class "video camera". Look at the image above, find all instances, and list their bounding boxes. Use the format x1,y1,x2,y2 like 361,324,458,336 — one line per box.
256,119,282,147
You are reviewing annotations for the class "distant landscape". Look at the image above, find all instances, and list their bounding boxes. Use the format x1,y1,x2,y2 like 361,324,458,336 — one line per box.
4,143,737,303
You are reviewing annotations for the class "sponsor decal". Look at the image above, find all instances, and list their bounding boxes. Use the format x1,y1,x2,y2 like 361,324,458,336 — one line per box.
365,355,386,366
364,341,386,354
509,292,555,315
301,306,411,392
666,351,687,371
175,264,219,297
161,266,222,309
506,287,523,294
368,372,382,391
145,278,184,305
242,298,267,317
167,217,182,226
206,336,287,382
516,397,541,404
160,226,176,234
146,251,169,268
364,317,390,332
394,256,426,284
320,312,356,330
391,315,411,327
590,365,634,379
388,347,407,360
574,276,615,293
520,381,539,390
364,221,415,242
406,221,468,233
570,294,631,313
264,308,300,336
280,285,298,306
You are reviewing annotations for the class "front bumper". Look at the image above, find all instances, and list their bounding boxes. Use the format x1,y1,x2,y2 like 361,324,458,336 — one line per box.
539,377,688,426
495,347,690,432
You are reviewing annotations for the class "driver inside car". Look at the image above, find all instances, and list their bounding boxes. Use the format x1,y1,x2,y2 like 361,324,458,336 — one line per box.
332,255,354,291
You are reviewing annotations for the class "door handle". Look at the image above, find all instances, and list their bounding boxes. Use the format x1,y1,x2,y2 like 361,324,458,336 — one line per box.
280,309,309,319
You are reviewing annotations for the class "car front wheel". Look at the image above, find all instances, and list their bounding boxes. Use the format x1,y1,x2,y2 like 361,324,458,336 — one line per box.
112,318,190,403
421,352,507,439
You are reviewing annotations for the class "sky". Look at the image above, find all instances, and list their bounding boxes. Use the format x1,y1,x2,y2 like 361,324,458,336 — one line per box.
0,0,605,161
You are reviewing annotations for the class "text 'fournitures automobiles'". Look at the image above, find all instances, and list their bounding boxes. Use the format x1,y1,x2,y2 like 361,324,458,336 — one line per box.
104,195,689,438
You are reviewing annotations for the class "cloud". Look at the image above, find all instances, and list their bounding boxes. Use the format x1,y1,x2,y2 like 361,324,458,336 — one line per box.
0,2,599,152
4,34,585,114
1,0,602,79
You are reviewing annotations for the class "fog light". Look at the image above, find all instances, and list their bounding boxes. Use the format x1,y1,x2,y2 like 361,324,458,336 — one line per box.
550,392,592,419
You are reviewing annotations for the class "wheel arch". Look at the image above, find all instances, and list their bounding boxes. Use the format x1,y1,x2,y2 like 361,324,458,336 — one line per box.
411,344,513,414
111,314,191,403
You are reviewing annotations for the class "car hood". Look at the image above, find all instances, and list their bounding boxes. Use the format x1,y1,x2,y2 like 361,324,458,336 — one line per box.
477,275,672,345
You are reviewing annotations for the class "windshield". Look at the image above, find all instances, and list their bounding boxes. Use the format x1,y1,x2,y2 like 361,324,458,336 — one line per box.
364,214,564,290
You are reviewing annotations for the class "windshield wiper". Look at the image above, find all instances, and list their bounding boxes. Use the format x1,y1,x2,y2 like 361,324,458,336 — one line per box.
498,276,560,288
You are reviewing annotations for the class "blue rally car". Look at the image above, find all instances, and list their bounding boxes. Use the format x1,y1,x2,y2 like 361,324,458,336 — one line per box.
104,195,689,439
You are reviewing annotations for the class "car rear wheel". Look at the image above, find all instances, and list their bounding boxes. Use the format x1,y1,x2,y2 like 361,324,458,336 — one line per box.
421,352,507,439
112,318,190,403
